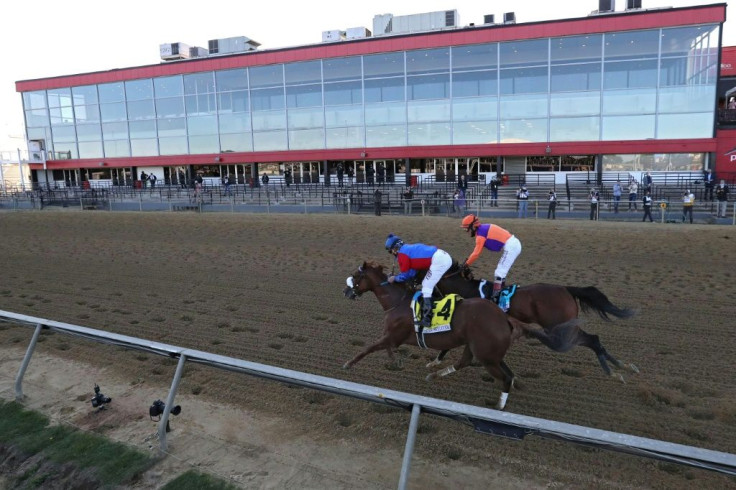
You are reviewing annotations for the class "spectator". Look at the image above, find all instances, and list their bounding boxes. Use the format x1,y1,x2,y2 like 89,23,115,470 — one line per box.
547,189,557,219
589,188,600,220
366,165,375,186
704,169,715,201
459,214,521,306
642,190,654,222
729,97,736,109
178,169,186,189
452,189,465,215
148,173,157,188
402,187,414,215
376,164,385,186
627,179,638,211
612,180,623,214
457,174,468,193
140,171,147,188
336,163,344,187
222,174,232,196
715,179,730,218
194,174,203,201
346,165,354,186
261,172,269,188
489,176,499,207
516,185,529,218
682,189,694,223
643,172,652,193
284,168,292,187
373,188,382,216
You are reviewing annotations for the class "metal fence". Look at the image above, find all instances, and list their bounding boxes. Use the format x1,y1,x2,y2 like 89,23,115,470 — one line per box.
1,309,735,489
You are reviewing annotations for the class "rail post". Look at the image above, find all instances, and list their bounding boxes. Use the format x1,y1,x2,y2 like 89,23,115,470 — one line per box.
14,323,43,401
158,353,187,454
398,403,422,490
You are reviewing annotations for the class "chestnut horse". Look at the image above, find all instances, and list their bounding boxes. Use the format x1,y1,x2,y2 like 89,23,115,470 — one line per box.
342,261,579,410
430,262,638,378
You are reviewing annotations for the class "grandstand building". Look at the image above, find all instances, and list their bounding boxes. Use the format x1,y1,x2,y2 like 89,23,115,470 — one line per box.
14,2,736,190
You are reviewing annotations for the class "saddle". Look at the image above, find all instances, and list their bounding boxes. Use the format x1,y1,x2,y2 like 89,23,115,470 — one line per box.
478,281,517,313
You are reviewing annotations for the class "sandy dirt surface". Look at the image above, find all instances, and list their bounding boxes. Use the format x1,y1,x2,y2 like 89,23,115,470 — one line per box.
0,211,735,489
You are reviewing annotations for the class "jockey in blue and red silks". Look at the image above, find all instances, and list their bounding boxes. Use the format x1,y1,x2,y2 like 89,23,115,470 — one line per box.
384,233,452,328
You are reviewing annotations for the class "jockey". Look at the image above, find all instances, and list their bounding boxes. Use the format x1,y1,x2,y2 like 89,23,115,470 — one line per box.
384,233,452,328
460,214,522,303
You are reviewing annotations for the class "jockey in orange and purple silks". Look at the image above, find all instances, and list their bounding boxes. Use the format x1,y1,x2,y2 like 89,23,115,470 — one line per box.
384,234,452,328
460,214,522,302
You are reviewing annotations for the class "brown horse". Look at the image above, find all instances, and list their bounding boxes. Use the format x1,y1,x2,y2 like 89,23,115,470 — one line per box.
342,261,579,410
430,262,638,378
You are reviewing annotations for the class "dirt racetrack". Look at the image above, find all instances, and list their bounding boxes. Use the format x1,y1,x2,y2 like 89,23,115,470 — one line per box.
0,211,735,489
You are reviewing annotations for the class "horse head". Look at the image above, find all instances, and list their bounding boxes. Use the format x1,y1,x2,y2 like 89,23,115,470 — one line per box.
343,261,387,300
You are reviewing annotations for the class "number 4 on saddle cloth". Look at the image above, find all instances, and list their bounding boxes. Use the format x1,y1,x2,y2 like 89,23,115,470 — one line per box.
410,292,462,333
478,281,518,312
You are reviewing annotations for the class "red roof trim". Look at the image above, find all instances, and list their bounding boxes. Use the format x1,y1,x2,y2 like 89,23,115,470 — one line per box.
17,4,726,92
36,139,716,170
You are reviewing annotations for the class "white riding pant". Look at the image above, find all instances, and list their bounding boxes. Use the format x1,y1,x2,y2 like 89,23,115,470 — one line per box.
422,249,452,297
494,235,522,280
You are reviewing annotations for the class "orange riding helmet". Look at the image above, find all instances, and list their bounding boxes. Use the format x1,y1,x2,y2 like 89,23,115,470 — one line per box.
461,214,480,231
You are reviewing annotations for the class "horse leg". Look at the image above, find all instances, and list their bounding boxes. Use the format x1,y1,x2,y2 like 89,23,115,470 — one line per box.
343,335,393,369
481,362,514,411
426,345,472,381
426,349,451,368
575,331,638,380
385,347,403,369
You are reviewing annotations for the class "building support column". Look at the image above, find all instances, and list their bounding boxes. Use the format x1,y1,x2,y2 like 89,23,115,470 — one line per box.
251,163,259,187
323,160,330,186
404,158,411,187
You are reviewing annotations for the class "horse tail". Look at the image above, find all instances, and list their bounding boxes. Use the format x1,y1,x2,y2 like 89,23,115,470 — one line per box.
511,318,583,353
566,286,636,321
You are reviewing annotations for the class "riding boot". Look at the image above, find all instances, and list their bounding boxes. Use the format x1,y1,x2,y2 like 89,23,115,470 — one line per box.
491,279,503,304
420,297,433,328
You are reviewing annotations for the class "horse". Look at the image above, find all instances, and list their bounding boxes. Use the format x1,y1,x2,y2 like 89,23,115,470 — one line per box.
342,261,580,410
429,262,638,379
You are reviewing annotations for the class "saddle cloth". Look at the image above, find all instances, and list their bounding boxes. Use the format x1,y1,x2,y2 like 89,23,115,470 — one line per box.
410,292,461,333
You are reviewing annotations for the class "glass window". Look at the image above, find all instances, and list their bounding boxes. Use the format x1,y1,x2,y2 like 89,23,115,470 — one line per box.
551,35,602,63
549,116,600,141
660,57,712,87
500,94,548,118
658,86,715,113
499,118,548,142
286,84,322,108
158,137,186,155
51,125,77,142
129,120,157,138
323,56,362,82
98,82,125,103
216,69,248,91
249,65,284,88
188,134,220,154
220,133,253,152
187,115,218,135
657,113,713,138
452,43,497,71
47,88,72,108
218,91,249,113
365,77,404,103
49,106,75,125
72,85,98,105
325,81,362,105
23,91,48,110
603,60,658,89
365,124,406,147
157,117,186,137
500,39,548,68
661,25,718,57
602,89,656,114
184,72,215,94
551,63,601,92
604,30,659,61
252,111,286,131
550,92,601,116
601,115,655,140
186,93,217,115
408,122,451,146
76,124,101,142
364,52,404,78
407,74,449,100
452,97,497,121
127,99,155,120
25,109,49,127
78,141,103,159
219,113,251,133
51,142,78,159
285,60,322,84
74,104,100,123
500,67,548,94
104,140,130,158
365,102,406,125
155,97,185,118
326,126,364,148
102,122,128,140
154,76,183,97
407,99,450,122
251,88,285,111
125,79,153,101
289,128,324,149
325,106,363,127
453,120,497,144
253,130,287,151
287,107,323,129
406,48,449,75
452,71,497,98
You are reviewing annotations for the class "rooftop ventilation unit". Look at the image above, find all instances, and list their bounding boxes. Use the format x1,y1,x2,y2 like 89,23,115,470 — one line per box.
346,27,371,40
483,14,495,24
373,10,458,36
503,12,516,24
160,42,191,61
207,36,260,55
626,0,642,9
189,46,208,58
321,30,346,42
599,0,615,12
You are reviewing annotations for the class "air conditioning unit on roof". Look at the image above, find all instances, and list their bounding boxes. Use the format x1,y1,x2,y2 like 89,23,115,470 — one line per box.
160,42,191,61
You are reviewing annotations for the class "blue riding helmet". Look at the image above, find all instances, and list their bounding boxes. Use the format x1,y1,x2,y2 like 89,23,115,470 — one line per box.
385,233,404,252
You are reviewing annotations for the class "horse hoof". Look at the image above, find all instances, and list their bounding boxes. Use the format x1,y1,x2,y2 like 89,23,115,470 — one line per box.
342,362,351,370
628,363,640,374
426,359,441,368
425,373,436,382
613,373,625,383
